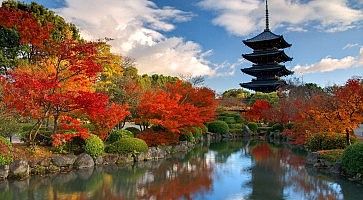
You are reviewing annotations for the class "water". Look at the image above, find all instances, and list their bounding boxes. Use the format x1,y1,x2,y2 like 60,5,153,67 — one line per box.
1,141,363,200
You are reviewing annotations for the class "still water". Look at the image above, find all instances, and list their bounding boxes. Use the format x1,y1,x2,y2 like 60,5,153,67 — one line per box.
1,141,363,200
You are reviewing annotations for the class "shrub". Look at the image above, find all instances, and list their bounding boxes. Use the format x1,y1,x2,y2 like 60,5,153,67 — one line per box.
305,132,347,152
228,123,243,129
341,143,363,175
223,117,236,124
125,127,141,135
285,123,294,130
318,149,344,163
84,134,104,158
247,122,258,133
271,123,284,132
192,127,203,140
179,132,195,142
107,130,134,144
207,120,229,135
106,138,148,154
229,129,243,135
200,124,208,134
0,136,12,166
137,130,179,146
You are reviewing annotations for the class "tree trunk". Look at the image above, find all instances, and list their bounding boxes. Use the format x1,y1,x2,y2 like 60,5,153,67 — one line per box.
346,129,351,146
53,115,59,134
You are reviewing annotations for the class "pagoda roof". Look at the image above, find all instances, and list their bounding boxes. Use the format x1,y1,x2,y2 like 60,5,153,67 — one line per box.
242,50,292,64
240,79,287,93
243,30,291,50
241,64,293,77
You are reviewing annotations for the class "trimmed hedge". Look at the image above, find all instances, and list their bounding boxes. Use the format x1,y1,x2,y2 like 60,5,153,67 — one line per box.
247,122,258,133
341,142,363,175
0,136,12,166
207,120,229,135
229,129,243,135
107,130,134,144
105,138,148,154
179,132,195,142
228,123,243,129
191,127,203,140
305,132,348,152
84,134,104,158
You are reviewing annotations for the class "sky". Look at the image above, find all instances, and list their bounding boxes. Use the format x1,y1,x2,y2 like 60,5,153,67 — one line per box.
14,0,363,93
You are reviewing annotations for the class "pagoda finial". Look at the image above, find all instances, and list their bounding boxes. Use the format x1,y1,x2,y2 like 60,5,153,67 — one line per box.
265,0,270,31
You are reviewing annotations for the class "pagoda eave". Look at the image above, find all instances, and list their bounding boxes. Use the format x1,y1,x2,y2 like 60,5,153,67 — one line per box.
241,65,293,77
242,51,293,63
240,79,287,93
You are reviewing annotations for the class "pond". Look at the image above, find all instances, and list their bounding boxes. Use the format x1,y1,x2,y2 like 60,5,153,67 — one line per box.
1,140,363,200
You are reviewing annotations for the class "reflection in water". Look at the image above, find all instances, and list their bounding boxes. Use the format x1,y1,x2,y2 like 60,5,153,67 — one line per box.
0,141,362,200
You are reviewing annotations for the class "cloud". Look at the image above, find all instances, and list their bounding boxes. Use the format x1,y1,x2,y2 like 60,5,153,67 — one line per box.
56,0,217,77
198,0,363,36
342,43,359,50
293,47,363,74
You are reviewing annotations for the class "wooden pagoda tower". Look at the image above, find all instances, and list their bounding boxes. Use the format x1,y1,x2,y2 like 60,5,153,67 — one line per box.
240,0,293,93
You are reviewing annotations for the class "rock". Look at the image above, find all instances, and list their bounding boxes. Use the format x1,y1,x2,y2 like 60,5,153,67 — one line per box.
103,154,119,165
0,165,9,180
31,165,47,175
9,160,30,179
39,158,51,167
51,154,77,167
48,164,60,173
330,162,342,174
74,153,94,169
116,154,134,164
306,152,319,165
243,125,253,136
135,152,150,162
95,156,103,165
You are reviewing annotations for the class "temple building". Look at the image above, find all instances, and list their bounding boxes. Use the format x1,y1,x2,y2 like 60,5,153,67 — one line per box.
240,0,293,93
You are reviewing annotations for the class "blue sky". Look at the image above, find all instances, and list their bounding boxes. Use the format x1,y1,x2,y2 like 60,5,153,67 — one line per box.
18,0,363,93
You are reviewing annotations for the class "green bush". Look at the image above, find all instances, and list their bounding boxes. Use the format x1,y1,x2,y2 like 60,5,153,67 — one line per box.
207,120,229,135
200,124,208,133
84,134,104,158
228,123,243,129
179,132,195,142
107,130,134,144
247,122,258,133
229,129,243,135
271,123,284,132
105,138,148,154
342,143,363,175
223,117,236,124
318,149,344,162
125,127,141,135
0,136,13,166
306,132,348,152
191,127,203,140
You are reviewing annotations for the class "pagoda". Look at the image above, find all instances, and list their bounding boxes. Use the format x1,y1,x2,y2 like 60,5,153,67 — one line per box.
240,0,293,93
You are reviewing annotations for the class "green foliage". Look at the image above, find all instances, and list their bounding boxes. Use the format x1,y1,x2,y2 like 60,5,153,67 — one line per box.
248,92,279,105
179,132,195,142
318,149,344,162
305,132,348,152
223,117,236,124
105,138,148,154
125,127,141,135
247,122,258,133
222,89,250,99
0,136,13,166
84,134,104,158
229,129,243,135
207,120,229,135
341,143,363,175
218,111,244,124
271,123,284,132
107,129,134,144
200,124,208,134
191,127,203,140
228,123,243,129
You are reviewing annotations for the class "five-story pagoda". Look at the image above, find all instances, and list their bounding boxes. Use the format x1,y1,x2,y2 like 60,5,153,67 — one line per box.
241,0,293,93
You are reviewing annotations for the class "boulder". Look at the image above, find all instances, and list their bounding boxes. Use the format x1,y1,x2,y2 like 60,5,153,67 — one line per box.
103,154,119,165
9,160,30,179
95,156,103,165
116,154,134,164
306,152,318,165
74,153,94,169
0,165,9,180
51,154,77,167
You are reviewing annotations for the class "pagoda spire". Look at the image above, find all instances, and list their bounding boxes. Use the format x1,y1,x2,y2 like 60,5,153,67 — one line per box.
265,0,270,31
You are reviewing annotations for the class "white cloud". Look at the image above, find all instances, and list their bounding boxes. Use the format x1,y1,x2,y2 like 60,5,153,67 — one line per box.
293,47,363,74
56,0,217,77
342,43,359,50
198,0,363,36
